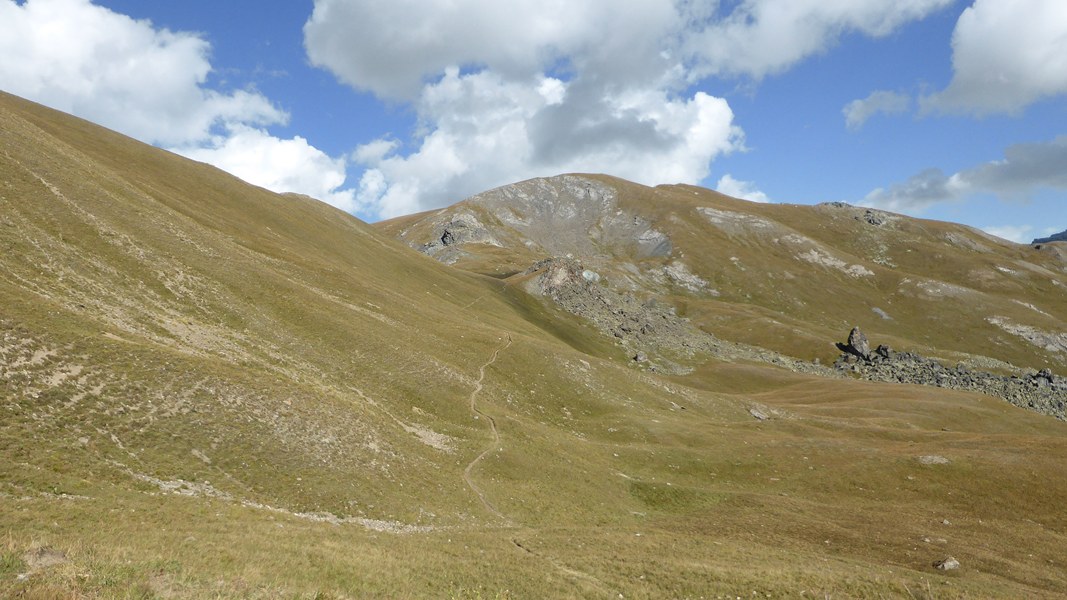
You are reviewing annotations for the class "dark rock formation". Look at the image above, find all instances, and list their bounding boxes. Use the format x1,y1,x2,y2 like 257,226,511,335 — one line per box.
860,209,886,226
834,330,1067,420
1032,229,1067,245
419,213,501,260
836,326,871,360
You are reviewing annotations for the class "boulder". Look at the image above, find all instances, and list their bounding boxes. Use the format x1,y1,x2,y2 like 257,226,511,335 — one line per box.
934,556,960,571
839,327,871,361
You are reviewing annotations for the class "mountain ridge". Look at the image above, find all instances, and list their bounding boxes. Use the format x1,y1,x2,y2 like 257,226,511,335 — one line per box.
380,173,1067,374
1033,229,1067,244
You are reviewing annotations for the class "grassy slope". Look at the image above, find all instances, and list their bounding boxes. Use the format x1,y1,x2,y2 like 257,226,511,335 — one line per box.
3,92,1067,598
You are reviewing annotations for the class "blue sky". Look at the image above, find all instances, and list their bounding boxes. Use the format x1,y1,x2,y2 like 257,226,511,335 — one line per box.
1,0,1064,242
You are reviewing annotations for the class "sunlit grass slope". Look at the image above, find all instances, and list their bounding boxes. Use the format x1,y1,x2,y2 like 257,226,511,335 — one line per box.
3,91,1067,598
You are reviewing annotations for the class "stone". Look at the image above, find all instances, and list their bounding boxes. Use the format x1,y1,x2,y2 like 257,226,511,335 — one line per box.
861,209,885,226
918,455,950,465
23,547,67,570
833,329,1067,420
749,407,770,421
934,556,960,571
846,327,871,360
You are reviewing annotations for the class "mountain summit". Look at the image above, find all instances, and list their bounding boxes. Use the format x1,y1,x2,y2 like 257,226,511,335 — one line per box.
4,92,1067,598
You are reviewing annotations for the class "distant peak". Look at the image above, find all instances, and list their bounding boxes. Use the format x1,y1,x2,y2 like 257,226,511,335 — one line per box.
1032,229,1067,245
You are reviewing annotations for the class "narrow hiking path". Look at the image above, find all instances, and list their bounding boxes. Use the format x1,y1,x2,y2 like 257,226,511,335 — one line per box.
461,332,612,596
463,333,513,524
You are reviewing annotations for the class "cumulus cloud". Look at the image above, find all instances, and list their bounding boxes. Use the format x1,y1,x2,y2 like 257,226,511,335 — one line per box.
0,0,285,145
843,90,910,130
863,136,1067,211
304,0,682,101
173,127,356,211
923,0,1067,115
351,69,741,218
685,0,955,80
715,174,770,203
307,0,946,218
0,0,357,210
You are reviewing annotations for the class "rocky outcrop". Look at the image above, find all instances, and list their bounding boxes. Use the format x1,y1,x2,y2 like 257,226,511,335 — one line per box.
1032,229,1067,245
818,202,893,227
839,327,871,360
524,257,834,377
419,213,502,263
409,176,672,262
523,257,705,373
835,328,1067,420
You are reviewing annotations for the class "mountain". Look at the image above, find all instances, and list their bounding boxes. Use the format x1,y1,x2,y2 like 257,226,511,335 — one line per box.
4,91,1067,598
381,174,1067,377
1033,229,1067,244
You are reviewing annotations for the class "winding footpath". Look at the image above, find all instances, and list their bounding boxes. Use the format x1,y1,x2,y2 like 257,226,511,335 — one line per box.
462,333,514,524
462,332,610,595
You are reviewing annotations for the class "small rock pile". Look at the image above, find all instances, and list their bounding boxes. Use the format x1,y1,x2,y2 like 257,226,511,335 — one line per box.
835,327,1067,420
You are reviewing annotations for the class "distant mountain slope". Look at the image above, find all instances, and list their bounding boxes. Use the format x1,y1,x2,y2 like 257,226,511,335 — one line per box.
380,175,1067,375
5,92,1067,598
1033,229,1067,244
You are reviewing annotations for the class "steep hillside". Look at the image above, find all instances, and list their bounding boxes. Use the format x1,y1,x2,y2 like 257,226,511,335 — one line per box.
4,92,1067,598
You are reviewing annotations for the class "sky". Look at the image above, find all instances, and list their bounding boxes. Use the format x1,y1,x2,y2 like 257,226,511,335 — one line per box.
1,0,1064,242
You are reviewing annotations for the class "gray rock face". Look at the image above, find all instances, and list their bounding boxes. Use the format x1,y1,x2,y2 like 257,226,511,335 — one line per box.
419,213,502,263
523,257,702,373
426,175,672,260
860,209,886,226
524,257,833,377
834,330,1067,420
842,327,871,360
1032,229,1067,244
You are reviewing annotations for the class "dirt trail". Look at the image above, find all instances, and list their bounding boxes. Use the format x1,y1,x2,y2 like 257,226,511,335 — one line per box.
463,333,514,524
461,333,612,596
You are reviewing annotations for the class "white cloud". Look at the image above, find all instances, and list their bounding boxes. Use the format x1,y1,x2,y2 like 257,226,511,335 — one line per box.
0,0,357,210
843,90,910,130
981,225,1032,244
354,69,742,218
172,127,356,212
685,0,955,80
863,136,1067,211
0,0,285,145
715,174,770,203
304,0,682,101
308,0,948,218
923,0,1067,115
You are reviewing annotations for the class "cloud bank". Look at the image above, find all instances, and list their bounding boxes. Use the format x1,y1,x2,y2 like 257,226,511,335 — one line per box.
924,0,1067,115
306,0,952,218
863,136,1067,212
0,0,355,210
